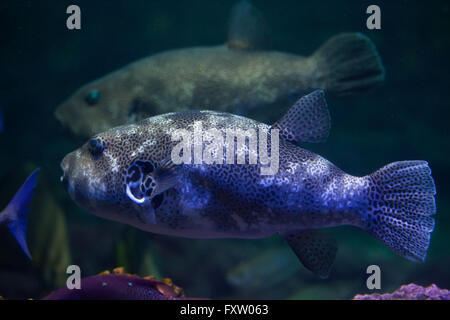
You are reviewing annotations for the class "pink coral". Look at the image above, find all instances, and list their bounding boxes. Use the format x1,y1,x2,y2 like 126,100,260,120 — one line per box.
353,283,450,300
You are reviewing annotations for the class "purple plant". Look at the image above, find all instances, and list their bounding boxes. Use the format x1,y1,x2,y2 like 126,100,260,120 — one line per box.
353,283,450,300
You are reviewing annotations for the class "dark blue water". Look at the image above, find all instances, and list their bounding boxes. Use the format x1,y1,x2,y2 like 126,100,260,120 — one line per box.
0,0,449,299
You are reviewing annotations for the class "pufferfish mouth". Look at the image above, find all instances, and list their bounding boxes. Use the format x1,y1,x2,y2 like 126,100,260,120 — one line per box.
60,151,84,198
60,152,95,211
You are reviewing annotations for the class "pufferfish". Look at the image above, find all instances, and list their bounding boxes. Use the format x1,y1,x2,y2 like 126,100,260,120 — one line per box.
61,90,436,278
55,0,385,138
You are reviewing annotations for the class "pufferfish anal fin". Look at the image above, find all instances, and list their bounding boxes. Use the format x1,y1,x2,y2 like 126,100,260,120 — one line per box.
227,0,271,51
272,90,331,144
282,229,338,279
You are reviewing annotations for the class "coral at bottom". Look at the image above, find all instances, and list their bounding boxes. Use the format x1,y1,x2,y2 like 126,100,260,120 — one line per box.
43,267,199,300
353,283,450,300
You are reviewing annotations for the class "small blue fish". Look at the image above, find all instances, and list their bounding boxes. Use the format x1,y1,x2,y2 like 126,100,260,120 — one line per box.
0,169,40,259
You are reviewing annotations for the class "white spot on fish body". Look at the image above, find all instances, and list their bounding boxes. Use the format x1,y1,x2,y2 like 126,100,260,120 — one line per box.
104,151,119,172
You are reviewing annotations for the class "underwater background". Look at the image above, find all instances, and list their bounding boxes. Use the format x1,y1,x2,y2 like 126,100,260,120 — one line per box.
0,0,449,299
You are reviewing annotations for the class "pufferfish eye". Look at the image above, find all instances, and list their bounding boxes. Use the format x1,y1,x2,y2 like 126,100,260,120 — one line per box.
88,138,104,158
85,90,101,106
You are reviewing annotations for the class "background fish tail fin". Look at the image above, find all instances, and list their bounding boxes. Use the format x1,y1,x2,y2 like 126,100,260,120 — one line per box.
1,169,40,259
312,33,385,96
363,161,436,262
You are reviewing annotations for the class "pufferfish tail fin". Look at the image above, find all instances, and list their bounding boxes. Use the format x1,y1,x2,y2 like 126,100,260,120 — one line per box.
363,161,436,262
0,169,40,260
311,33,385,96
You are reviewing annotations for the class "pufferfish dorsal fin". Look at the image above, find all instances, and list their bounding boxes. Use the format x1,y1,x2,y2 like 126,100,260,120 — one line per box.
282,229,338,279
227,0,271,51
272,90,331,144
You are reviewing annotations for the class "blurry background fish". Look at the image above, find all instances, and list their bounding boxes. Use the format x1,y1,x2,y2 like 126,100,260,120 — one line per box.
0,0,449,300
226,248,299,289
54,1,384,138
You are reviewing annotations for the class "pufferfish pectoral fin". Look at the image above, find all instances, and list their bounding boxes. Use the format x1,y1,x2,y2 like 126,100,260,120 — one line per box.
150,157,181,198
272,90,331,144
282,229,338,279
227,0,271,51
125,157,179,206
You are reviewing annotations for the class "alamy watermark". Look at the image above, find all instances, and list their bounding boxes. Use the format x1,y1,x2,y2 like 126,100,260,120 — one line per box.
68,5,381,32
366,5,381,30
66,265,81,290
66,5,81,30
366,264,381,290
170,121,280,176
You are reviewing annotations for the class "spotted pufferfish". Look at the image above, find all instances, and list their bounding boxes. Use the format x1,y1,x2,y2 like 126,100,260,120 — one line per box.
61,90,436,278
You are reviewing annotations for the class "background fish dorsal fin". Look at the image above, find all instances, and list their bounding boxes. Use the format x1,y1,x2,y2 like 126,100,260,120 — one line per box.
272,90,331,144
227,0,271,51
282,229,338,279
